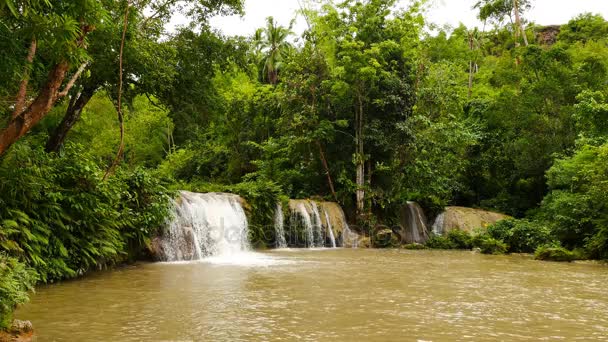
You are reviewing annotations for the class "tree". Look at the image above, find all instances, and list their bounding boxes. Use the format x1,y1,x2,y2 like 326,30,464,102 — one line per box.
0,0,105,155
475,0,531,47
315,0,422,220
254,17,294,85
44,0,244,153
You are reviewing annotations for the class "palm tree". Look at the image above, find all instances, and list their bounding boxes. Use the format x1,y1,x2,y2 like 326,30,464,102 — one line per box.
466,28,484,98
254,17,293,85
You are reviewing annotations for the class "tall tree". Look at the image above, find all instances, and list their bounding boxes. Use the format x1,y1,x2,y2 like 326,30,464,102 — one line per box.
315,0,422,221
475,0,531,47
254,17,293,85
0,0,105,155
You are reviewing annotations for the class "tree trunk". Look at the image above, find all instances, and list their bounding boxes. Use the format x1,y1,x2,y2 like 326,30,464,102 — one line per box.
513,0,528,47
316,140,338,202
46,86,96,153
355,91,365,221
468,34,475,98
0,61,70,156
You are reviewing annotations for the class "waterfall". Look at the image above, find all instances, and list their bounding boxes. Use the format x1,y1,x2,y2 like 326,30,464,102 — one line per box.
292,201,315,247
286,200,350,248
402,201,430,244
274,204,287,248
432,212,445,236
342,226,359,248
324,211,337,248
159,191,250,261
310,201,325,247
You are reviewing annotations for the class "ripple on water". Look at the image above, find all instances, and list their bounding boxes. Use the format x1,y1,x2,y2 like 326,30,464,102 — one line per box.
15,249,608,341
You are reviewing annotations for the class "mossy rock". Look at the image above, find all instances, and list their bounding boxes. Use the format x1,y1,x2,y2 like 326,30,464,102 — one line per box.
372,229,399,248
535,246,576,262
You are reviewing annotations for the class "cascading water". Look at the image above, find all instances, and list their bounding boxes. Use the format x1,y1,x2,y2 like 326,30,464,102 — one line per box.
285,200,353,248
324,211,337,248
342,226,359,248
274,204,287,248
293,201,315,247
401,201,430,244
310,201,325,247
159,191,250,261
431,212,445,236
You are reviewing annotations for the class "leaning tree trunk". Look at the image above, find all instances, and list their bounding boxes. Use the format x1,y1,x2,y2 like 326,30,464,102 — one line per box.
316,140,338,202
0,62,70,155
46,86,96,153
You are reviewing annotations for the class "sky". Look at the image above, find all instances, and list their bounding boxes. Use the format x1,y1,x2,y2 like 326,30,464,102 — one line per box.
199,0,608,37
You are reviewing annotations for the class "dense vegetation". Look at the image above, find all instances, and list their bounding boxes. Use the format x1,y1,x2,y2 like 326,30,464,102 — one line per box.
1,0,608,328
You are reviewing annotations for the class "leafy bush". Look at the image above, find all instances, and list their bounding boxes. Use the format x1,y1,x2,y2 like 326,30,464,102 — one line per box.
538,143,608,259
229,180,285,249
0,143,171,282
487,219,554,253
425,235,456,249
0,255,37,329
425,230,473,250
446,229,473,249
473,235,508,255
534,246,577,262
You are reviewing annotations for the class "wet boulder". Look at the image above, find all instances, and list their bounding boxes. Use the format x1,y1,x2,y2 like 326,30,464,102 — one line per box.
431,207,509,236
0,320,34,342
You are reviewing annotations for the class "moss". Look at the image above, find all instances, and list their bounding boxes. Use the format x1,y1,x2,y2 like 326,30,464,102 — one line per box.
402,243,427,250
534,246,576,262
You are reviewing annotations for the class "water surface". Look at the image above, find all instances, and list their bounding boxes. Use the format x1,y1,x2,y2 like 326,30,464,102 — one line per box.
17,249,608,341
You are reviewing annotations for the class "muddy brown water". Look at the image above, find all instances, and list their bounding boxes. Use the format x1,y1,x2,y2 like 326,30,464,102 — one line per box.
16,249,608,341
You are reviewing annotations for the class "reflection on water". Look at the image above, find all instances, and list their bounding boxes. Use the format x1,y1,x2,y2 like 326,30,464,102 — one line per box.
16,249,608,341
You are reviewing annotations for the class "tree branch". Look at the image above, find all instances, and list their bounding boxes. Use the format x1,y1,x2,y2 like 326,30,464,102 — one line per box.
57,62,88,98
12,37,37,119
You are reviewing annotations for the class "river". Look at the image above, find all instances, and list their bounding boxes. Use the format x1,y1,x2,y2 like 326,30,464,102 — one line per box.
16,249,608,341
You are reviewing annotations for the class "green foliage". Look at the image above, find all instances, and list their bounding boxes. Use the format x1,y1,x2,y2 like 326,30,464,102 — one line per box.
0,254,37,329
402,243,426,250
534,246,576,262
474,236,508,255
559,13,608,44
447,229,474,249
425,234,456,250
425,229,474,250
538,142,608,259
0,142,170,282
229,181,285,249
487,219,554,253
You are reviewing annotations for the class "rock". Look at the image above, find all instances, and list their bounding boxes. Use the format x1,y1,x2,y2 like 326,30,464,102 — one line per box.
357,236,371,248
9,321,32,335
432,207,509,236
0,320,34,342
536,25,561,46
373,228,399,248
147,236,164,261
